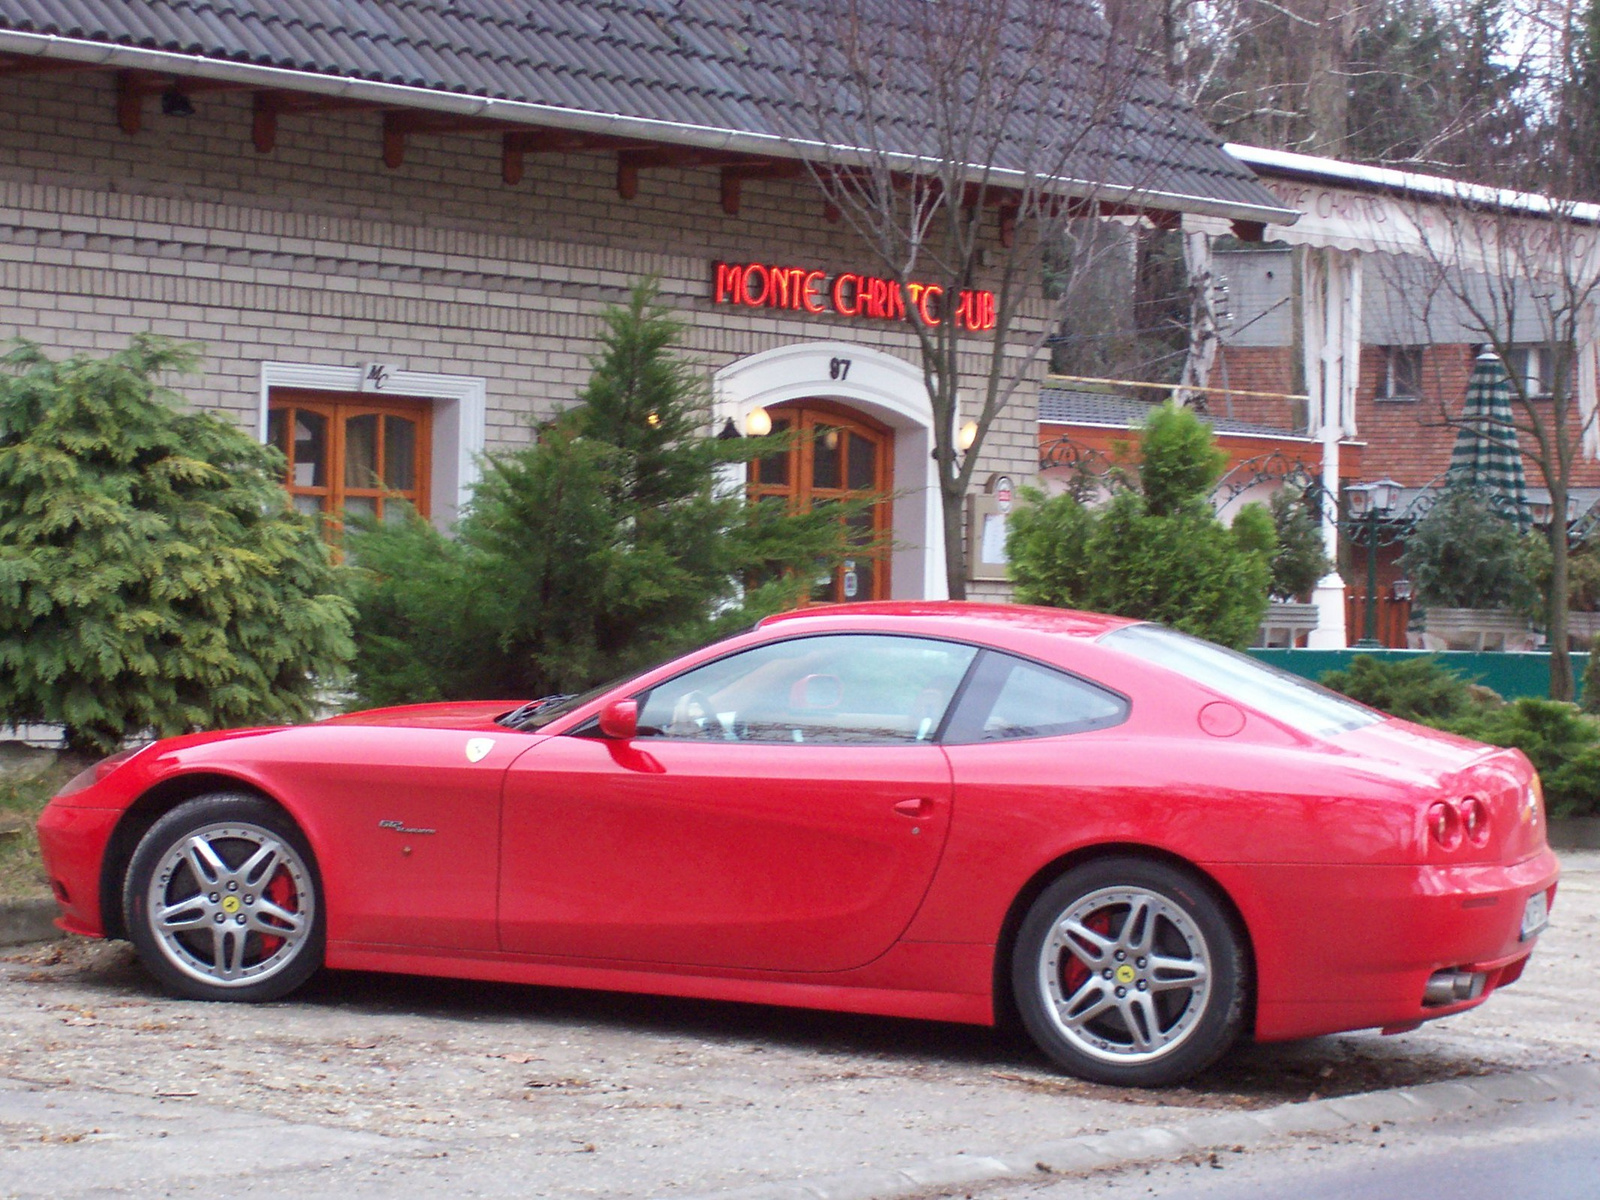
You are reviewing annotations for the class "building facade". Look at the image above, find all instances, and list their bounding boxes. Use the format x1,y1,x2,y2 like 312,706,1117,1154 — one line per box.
0,2,1291,605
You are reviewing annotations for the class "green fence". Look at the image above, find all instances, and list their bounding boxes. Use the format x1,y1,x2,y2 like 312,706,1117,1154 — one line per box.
1248,648,1589,703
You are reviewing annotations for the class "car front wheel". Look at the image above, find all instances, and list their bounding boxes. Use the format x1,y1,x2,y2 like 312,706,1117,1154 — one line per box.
123,794,324,1001
1012,858,1248,1086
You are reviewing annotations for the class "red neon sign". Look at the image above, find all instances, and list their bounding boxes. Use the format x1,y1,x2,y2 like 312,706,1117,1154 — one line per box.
713,262,997,331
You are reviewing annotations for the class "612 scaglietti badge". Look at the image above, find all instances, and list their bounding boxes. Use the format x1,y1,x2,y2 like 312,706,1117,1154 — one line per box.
36,602,1560,1086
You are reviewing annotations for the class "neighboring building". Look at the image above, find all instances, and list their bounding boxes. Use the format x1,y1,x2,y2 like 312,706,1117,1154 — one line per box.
0,1,1290,603
1212,244,1600,496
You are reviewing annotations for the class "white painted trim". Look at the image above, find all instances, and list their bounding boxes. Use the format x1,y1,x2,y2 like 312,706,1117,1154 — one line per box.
713,343,946,600
258,362,486,530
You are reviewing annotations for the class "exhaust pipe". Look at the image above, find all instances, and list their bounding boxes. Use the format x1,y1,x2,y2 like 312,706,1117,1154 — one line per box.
1424,969,1486,1006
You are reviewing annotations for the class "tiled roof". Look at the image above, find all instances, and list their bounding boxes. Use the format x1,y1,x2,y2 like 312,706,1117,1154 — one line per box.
0,1,1293,222
1039,388,1308,440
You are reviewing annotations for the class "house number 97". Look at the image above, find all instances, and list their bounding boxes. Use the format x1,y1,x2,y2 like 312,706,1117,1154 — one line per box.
829,357,852,381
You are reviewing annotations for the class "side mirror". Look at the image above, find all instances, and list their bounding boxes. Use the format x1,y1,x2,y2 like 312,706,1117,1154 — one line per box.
598,698,638,740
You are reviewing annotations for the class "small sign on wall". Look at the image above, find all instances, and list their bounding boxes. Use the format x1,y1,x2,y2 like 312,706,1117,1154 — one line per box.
967,475,1016,582
358,362,401,393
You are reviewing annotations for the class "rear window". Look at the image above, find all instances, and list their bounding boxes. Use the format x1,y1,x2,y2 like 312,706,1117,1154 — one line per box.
1098,624,1381,739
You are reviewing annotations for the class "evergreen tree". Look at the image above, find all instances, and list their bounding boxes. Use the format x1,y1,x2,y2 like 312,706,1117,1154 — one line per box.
0,336,354,753
348,282,866,706
1006,404,1276,648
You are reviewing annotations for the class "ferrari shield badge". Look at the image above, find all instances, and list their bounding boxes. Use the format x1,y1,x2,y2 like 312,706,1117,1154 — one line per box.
465,737,495,763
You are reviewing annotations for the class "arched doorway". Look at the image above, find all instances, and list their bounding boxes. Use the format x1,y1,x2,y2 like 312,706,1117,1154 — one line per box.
713,343,945,600
748,401,894,602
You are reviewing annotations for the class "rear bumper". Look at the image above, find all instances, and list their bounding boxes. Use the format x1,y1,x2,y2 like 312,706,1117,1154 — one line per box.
1208,848,1561,1042
34,802,121,938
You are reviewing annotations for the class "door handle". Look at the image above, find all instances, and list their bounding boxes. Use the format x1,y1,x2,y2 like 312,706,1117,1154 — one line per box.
893,797,934,819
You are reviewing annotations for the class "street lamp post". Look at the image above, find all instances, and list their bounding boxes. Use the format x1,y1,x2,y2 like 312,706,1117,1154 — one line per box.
1344,478,1404,649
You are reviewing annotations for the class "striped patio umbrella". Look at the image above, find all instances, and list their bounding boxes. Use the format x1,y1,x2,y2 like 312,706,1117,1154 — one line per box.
1449,351,1530,531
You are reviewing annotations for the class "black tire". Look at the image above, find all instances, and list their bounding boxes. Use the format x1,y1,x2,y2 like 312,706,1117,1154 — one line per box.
123,793,325,1002
1011,857,1248,1087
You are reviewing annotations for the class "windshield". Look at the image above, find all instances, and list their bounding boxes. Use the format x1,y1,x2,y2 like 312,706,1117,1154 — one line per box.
1098,624,1382,740
502,627,757,731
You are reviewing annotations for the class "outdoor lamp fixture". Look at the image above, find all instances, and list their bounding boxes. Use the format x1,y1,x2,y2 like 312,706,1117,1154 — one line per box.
160,87,194,117
1344,478,1404,649
958,420,979,453
717,407,774,440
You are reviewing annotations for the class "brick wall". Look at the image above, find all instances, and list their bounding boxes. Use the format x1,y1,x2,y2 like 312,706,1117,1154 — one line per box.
1214,342,1600,491
1209,345,1299,429
0,72,1050,593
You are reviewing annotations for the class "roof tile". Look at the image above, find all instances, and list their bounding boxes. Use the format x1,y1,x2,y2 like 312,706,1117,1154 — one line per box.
0,0,1286,217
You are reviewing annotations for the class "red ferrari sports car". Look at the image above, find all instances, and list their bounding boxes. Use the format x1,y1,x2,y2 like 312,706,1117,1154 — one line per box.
36,602,1559,1085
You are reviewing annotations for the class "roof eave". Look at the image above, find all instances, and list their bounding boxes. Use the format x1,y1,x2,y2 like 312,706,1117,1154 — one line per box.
0,31,1298,227
1228,142,1600,226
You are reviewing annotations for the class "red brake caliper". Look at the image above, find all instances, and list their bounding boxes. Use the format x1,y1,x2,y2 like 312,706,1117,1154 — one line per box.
258,870,295,956
1061,911,1113,996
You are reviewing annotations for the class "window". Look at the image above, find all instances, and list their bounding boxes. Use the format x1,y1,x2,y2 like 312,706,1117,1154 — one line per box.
1099,623,1379,739
942,652,1127,743
267,391,431,522
748,403,893,602
1375,346,1424,401
1504,345,1570,400
635,634,978,744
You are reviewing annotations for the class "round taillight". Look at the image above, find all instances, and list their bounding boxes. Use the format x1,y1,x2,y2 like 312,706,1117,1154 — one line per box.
1427,800,1462,849
1460,796,1490,845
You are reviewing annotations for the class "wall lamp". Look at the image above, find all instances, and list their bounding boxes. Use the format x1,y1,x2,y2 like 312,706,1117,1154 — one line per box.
718,406,774,440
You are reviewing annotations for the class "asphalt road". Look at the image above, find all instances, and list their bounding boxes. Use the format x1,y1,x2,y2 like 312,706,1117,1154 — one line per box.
960,1079,1600,1200
0,851,1594,1198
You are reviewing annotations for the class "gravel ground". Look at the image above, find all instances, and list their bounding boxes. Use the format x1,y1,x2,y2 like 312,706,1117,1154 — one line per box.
0,853,1593,1198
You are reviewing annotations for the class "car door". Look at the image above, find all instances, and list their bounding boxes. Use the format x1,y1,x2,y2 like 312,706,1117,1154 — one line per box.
498,633,978,972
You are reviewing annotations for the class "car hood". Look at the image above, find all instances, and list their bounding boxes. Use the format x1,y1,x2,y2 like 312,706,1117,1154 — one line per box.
317,700,518,731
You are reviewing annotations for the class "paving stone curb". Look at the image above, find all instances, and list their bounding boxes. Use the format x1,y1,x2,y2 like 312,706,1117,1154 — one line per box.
679,1061,1600,1200
0,898,58,947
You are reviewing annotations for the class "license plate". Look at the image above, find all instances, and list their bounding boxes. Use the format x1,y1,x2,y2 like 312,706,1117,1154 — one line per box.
1520,890,1550,941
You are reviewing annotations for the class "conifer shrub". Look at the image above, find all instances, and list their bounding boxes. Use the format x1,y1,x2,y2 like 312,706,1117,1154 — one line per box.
0,337,354,753
1400,487,1535,610
1267,484,1332,601
346,282,866,706
1006,404,1276,648
1318,654,1477,724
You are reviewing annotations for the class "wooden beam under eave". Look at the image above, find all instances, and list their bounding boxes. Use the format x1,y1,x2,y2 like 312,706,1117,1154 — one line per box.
617,158,639,200
382,111,408,169
252,92,278,154
999,204,1019,248
502,137,524,185
720,169,741,216
116,71,147,135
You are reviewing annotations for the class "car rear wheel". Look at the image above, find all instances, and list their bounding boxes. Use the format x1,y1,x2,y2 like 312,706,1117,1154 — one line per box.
1012,858,1247,1086
123,794,324,1001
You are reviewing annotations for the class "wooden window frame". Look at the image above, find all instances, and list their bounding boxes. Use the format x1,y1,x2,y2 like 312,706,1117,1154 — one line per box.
268,389,433,523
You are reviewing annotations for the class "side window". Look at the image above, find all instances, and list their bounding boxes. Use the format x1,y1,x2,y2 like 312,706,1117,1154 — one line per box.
944,651,1127,743
635,634,978,744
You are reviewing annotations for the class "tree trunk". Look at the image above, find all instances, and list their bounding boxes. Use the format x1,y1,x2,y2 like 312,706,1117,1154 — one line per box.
943,470,967,599
1548,483,1575,702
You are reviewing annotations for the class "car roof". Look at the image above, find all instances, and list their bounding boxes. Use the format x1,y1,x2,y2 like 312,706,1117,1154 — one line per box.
756,601,1139,640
